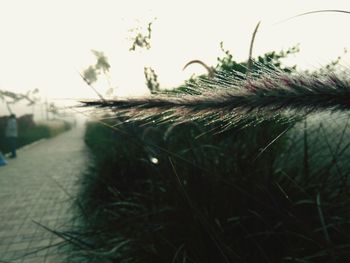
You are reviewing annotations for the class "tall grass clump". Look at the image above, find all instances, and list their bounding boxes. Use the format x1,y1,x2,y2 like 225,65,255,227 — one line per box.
76,117,291,262
69,49,350,262
71,110,350,262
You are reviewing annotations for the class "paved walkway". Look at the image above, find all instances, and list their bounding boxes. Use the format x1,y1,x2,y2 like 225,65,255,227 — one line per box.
0,127,87,263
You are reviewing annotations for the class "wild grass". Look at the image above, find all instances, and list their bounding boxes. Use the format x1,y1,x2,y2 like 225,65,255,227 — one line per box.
67,107,350,262
82,68,350,126
70,49,350,263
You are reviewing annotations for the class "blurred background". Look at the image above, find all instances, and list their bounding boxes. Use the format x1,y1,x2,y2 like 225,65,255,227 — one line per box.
1,0,350,118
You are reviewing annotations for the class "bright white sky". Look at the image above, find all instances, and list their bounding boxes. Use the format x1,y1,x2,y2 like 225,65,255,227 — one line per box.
1,0,350,116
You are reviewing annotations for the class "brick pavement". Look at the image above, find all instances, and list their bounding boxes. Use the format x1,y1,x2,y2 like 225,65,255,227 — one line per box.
0,127,88,263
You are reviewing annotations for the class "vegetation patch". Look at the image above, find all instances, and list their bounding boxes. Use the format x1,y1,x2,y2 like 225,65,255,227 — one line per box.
66,46,350,263
0,115,72,154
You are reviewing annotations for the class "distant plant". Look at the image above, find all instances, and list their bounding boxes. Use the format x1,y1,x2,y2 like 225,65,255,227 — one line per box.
81,50,112,99
129,21,154,51
216,42,300,76
309,48,348,75
144,67,160,93
82,50,111,85
82,65,98,85
82,20,160,95
130,20,161,93
0,89,39,114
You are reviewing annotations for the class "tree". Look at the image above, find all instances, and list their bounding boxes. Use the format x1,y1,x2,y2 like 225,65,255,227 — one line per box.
82,50,111,85
81,50,112,99
0,89,39,114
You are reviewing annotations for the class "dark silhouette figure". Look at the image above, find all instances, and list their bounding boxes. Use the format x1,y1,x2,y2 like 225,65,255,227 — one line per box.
5,114,18,158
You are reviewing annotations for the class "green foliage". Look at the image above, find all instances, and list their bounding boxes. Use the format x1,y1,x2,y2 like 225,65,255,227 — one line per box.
129,21,154,51
82,66,98,85
168,43,300,95
310,48,348,75
92,50,111,74
215,42,247,74
144,67,160,93
82,50,110,85
216,42,300,76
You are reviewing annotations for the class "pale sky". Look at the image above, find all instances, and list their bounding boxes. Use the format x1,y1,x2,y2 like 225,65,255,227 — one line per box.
1,0,350,116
